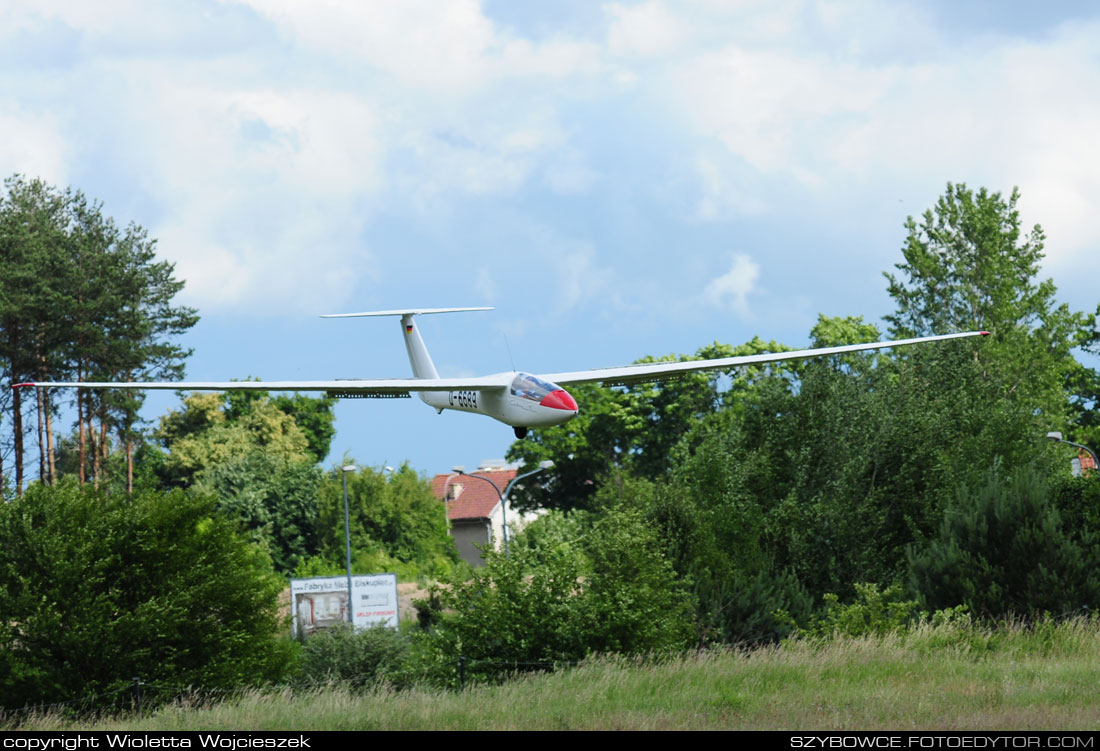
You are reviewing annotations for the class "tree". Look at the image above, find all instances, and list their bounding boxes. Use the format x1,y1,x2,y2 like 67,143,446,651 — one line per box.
153,391,334,573
0,177,70,493
0,175,196,494
156,392,314,487
0,481,294,707
272,393,336,465
198,453,322,574
909,463,1100,617
1066,306,1100,448
884,183,1087,429
505,337,795,512
312,464,457,578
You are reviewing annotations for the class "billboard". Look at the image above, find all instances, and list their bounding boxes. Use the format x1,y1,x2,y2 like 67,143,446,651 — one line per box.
290,573,399,637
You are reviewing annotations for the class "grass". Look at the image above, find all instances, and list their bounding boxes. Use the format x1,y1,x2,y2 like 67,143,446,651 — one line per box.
14,618,1100,731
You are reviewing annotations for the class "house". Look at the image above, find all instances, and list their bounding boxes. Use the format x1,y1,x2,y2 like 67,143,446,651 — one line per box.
1072,448,1098,477
430,460,537,567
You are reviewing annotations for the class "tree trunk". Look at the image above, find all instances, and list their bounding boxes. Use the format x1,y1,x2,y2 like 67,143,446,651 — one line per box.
13,383,23,496
36,386,45,483
78,388,87,485
45,389,56,484
126,437,133,495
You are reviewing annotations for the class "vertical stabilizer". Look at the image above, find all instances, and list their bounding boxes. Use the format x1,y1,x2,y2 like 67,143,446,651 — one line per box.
401,314,439,379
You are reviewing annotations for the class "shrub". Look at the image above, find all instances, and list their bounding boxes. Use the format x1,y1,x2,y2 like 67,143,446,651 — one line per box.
415,504,694,686
801,583,923,638
297,623,409,688
0,481,294,708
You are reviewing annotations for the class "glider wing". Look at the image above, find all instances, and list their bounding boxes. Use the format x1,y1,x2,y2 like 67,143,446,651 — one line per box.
13,375,512,396
539,331,990,387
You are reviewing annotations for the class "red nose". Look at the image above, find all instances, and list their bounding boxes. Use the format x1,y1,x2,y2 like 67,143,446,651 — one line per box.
539,389,578,412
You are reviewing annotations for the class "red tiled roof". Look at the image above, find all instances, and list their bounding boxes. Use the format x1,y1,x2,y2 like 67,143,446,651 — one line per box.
1079,449,1098,472
430,468,518,521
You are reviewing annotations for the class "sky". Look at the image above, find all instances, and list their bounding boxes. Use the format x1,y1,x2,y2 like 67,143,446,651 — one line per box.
2,0,1099,477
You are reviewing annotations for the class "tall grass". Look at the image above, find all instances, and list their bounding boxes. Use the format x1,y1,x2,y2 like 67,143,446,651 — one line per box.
15,617,1100,731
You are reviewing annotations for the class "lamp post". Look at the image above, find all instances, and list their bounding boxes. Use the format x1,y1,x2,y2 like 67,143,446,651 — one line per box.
1046,432,1099,479
455,460,554,557
441,468,463,532
341,464,356,624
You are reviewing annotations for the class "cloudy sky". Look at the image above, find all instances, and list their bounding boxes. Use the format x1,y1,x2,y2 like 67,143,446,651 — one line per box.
3,0,1098,475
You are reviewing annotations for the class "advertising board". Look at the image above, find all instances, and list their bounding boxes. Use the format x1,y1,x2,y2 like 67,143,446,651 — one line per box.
289,573,399,637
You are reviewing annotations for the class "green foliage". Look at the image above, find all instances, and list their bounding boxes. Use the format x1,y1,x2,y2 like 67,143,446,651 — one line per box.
639,429,814,645
505,338,794,513
198,453,322,574
0,481,293,708
885,182,1087,429
0,175,197,492
510,508,591,567
505,382,642,512
416,502,693,686
271,393,337,465
802,583,924,639
909,463,1100,618
152,391,335,574
671,338,1047,602
297,623,409,688
314,464,458,580
1067,306,1100,448
156,392,313,487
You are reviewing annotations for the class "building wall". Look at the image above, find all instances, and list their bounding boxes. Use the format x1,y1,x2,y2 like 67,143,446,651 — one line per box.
451,519,493,567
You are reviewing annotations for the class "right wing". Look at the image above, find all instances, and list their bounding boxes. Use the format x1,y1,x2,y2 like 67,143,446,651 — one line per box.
539,331,990,387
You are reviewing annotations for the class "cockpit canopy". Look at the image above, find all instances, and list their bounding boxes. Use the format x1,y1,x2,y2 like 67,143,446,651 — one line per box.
510,372,560,402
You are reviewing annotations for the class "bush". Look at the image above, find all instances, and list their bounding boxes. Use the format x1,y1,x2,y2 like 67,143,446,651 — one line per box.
0,481,295,708
909,463,1100,618
297,624,409,688
415,504,694,686
800,583,923,638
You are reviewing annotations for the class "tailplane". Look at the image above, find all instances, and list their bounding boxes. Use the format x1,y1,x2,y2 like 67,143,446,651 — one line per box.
320,307,493,380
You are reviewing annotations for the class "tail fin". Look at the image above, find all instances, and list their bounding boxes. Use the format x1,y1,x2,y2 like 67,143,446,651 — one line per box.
320,307,493,380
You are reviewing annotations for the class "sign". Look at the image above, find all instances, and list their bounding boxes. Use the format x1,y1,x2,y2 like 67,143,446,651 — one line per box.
289,573,399,637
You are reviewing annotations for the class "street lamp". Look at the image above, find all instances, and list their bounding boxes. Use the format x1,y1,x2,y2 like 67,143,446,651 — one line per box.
341,464,357,624
455,460,554,557
1046,432,1099,479
439,467,465,532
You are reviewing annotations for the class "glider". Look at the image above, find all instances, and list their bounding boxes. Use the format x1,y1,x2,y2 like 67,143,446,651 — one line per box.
15,307,989,439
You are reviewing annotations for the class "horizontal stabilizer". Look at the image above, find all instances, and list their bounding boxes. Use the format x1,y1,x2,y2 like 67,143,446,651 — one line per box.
320,307,493,318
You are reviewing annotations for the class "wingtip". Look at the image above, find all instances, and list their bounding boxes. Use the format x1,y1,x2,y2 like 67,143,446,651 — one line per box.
979,331,991,337
12,382,35,390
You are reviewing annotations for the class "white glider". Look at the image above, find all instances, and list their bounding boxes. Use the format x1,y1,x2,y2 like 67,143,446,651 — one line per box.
15,307,989,439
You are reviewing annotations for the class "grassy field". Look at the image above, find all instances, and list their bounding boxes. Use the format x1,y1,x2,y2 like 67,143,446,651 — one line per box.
15,618,1100,731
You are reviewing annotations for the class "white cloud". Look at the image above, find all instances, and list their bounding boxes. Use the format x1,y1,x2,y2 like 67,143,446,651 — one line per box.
703,254,761,315
231,0,603,93
606,1,692,58
3,0,1099,318
0,106,67,184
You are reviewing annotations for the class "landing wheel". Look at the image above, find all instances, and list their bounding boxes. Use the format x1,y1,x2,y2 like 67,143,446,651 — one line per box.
513,426,529,439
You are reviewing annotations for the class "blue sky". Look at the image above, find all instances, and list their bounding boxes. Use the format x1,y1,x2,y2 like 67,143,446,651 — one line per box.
3,0,1098,476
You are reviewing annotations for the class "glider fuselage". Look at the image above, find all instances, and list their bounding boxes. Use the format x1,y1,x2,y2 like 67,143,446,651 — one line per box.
418,371,580,429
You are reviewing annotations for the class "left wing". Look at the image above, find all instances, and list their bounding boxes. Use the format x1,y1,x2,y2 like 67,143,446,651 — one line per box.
12,375,513,396
539,331,990,387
